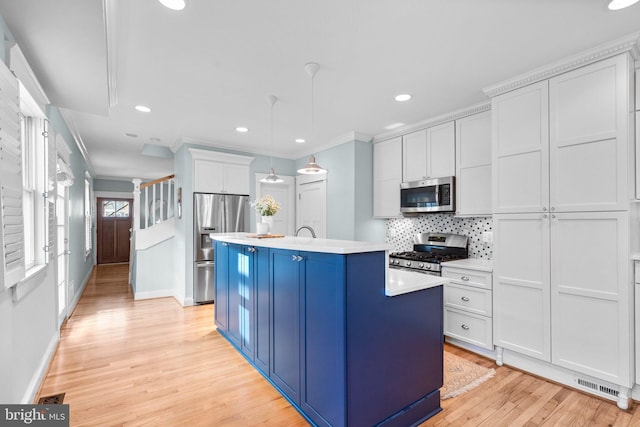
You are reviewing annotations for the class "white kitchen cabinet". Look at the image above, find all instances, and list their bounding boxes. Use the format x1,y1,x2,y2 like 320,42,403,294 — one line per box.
455,111,492,216
443,263,494,350
373,137,402,218
402,121,455,183
492,80,549,214
493,55,630,214
489,50,635,409
549,55,629,212
550,211,631,388
493,213,551,362
190,149,254,195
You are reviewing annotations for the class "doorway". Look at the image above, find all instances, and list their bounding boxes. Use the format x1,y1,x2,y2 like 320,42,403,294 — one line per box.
56,180,69,327
255,174,295,235
97,198,133,264
296,175,327,238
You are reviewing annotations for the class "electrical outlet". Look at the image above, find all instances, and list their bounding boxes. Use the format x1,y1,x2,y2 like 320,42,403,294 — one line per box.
482,231,493,243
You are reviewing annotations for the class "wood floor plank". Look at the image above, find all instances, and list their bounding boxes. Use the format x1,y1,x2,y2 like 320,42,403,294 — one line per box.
37,264,640,426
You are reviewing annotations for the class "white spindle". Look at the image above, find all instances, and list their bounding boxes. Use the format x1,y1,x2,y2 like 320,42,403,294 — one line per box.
168,179,173,219
160,181,164,221
152,185,156,224
145,186,149,229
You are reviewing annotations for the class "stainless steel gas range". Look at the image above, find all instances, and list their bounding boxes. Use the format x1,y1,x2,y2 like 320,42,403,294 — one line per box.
389,232,468,276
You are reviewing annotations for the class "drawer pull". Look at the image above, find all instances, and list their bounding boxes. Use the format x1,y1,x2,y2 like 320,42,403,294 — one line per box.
461,296,470,302
461,324,470,330
461,276,470,281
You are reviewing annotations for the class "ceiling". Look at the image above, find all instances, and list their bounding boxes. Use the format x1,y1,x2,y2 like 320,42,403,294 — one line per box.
0,0,639,180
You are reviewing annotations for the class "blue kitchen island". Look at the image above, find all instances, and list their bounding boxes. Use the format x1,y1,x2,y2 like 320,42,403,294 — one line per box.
211,233,446,427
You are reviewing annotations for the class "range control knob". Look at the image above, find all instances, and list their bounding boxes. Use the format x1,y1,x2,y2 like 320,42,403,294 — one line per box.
405,261,411,267
425,264,432,270
418,263,424,268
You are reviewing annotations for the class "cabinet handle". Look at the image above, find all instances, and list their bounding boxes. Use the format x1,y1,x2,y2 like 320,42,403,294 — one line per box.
542,207,548,212
542,214,548,219
461,324,470,330
222,242,228,246
461,276,469,281
461,296,470,302
550,206,555,211
292,255,298,261
551,214,556,219
248,247,256,253
296,255,303,262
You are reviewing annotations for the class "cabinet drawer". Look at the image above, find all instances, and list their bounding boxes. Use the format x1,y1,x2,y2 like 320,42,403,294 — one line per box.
445,283,492,316
444,308,493,350
442,267,492,290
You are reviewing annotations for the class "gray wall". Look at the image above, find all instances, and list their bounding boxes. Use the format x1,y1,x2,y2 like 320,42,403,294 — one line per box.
0,15,95,403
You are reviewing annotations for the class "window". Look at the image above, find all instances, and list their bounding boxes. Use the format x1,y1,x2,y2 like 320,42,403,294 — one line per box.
19,93,47,273
84,176,92,256
102,200,130,218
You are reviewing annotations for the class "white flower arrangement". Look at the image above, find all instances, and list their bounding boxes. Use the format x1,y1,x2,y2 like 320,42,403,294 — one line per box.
253,194,280,216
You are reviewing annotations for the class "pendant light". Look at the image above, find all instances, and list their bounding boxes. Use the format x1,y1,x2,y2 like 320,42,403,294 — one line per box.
297,62,327,175
261,95,284,183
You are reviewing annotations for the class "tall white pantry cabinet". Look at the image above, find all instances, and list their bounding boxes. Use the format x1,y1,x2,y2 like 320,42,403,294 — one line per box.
490,53,636,409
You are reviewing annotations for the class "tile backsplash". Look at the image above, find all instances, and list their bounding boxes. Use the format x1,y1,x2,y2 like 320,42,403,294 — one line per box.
386,214,493,259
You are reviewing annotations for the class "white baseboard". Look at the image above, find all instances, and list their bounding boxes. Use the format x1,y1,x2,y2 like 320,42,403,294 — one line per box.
501,348,630,407
69,266,94,315
445,337,497,361
134,289,176,301
21,331,59,404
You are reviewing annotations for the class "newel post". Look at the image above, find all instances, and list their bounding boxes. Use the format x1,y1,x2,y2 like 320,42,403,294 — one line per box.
132,179,142,232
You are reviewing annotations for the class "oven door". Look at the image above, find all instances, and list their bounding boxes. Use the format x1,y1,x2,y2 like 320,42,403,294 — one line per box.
400,177,454,213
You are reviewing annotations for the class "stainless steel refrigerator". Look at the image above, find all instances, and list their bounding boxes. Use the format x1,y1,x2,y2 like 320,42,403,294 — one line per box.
193,193,249,304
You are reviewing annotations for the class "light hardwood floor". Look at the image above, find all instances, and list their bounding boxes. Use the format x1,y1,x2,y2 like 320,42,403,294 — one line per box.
38,264,640,426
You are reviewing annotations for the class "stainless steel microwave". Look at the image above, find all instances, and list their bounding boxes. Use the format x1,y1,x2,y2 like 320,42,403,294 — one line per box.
400,176,455,213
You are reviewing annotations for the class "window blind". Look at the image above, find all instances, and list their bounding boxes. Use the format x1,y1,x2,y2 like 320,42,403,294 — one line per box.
44,121,56,263
0,60,25,289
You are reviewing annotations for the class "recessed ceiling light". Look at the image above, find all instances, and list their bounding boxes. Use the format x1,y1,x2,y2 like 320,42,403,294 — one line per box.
135,105,151,112
236,127,249,133
384,122,405,130
608,0,639,9
295,138,306,143
394,94,412,102
158,0,185,10
125,133,139,138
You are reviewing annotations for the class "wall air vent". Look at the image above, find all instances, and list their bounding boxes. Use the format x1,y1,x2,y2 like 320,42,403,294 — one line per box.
575,377,619,398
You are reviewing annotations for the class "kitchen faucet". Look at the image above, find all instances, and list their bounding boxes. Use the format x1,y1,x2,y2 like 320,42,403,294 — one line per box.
295,225,316,238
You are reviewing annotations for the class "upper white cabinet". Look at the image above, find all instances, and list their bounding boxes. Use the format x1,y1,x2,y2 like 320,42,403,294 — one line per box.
373,137,402,218
493,55,630,214
455,111,492,216
190,149,255,195
492,80,549,214
549,55,629,212
402,121,455,182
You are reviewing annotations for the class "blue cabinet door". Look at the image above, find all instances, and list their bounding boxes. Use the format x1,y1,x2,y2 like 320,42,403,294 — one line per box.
214,241,229,331
226,243,244,348
240,246,257,360
254,246,270,374
270,249,301,404
300,252,346,427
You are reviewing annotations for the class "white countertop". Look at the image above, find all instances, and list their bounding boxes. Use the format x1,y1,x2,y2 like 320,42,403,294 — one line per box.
210,232,392,254
386,269,447,296
441,258,493,272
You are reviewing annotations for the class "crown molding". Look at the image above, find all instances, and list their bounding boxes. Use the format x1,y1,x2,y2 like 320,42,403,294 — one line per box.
483,31,640,98
103,0,118,109
188,147,255,164
372,101,491,143
58,107,96,177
